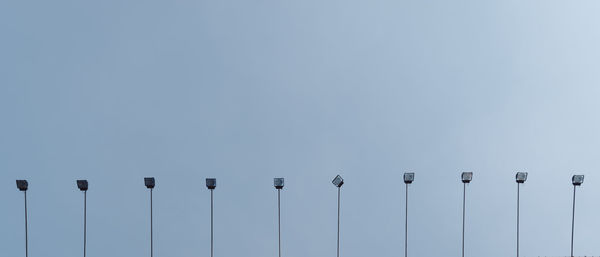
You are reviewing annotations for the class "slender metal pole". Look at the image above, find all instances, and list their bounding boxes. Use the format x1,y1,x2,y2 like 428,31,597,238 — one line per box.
462,183,465,257
405,183,408,257
150,188,153,257
24,191,28,257
211,189,214,257
571,185,576,257
278,189,281,257
337,187,341,257
84,191,87,257
516,184,520,257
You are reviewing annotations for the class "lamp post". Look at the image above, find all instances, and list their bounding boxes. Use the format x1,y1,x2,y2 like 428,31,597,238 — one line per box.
206,178,216,257
515,172,527,257
332,175,344,257
461,172,472,257
571,175,584,257
403,173,414,257
144,177,155,257
16,180,29,257
77,180,89,257
274,178,284,257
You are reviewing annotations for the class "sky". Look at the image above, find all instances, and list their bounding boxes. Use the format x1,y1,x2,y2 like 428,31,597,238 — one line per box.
2,0,600,257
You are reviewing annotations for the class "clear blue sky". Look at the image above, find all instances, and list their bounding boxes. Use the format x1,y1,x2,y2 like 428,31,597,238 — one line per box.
2,0,600,256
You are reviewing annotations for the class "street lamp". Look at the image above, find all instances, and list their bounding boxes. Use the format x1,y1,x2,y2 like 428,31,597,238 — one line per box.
144,177,155,257
16,180,29,257
461,172,472,257
77,180,88,257
332,175,343,257
515,172,527,257
571,175,584,257
274,178,284,257
403,173,414,257
206,178,216,257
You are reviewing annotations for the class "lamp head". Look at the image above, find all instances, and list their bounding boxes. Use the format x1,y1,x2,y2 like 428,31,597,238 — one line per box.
206,178,216,190
572,175,584,186
144,177,155,189
77,180,88,191
274,178,284,189
403,173,415,184
516,172,528,183
16,180,28,191
461,172,473,183
332,175,344,187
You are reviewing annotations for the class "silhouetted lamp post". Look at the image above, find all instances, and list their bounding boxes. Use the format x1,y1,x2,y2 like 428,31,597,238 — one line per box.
77,180,88,257
332,175,344,257
571,175,584,257
144,177,155,257
206,178,216,257
515,172,527,257
403,173,414,257
461,172,472,257
274,178,284,257
16,180,29,257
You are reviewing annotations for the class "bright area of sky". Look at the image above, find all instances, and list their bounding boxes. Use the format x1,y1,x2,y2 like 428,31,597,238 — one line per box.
2,0,600,257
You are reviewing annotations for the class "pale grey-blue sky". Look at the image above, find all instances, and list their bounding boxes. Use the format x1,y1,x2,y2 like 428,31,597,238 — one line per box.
2,0,600,257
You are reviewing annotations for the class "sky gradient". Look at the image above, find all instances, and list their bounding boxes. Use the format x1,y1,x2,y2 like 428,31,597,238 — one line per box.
2,0,600,257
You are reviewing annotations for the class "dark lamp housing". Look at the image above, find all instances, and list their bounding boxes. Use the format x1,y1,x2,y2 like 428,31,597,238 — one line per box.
206,178,216,189
332,175,344,187
16,180,28,191
461,172,473,183
516,172,528,183
144,177,155,189
274,178,284,189
572,175,584,186
77,180,88,191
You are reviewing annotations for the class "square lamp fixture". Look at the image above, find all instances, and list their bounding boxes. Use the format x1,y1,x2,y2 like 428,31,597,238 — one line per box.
332,175,344,187
77,180,88,191
516,172,528,183
16,180,28,191
404,173,415,184
461,172,473,183
572,175,584,186
274,178,284,189
144,177,155,189
206,178,216,189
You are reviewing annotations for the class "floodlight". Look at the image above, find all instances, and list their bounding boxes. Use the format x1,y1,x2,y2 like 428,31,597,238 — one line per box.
460,171,473,257
145,177,155,189
16,180,28,191
207,178,217,257
461,172,473,183
17,179,29,257
404,173,414,184
274,178,284,189
332,175,344,187
77,180,88,191
403,172,414,257
144,177,155,257
77,179,89,257
516,172,528,183
570,174,585,256
572,175,584,186
206,178,216,189
333,174,344,257
274,178,285,257
515,172,528,257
